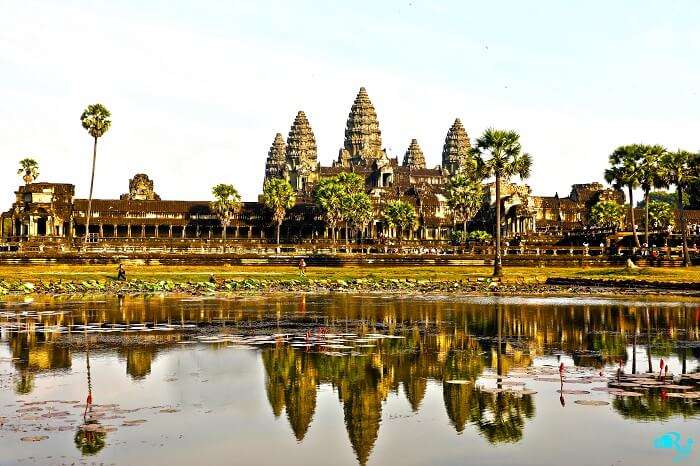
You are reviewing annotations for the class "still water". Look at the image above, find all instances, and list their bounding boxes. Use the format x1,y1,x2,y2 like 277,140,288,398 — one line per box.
1,294,699,466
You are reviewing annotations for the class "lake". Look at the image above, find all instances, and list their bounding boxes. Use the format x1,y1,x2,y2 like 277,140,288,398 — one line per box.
1,294,698,465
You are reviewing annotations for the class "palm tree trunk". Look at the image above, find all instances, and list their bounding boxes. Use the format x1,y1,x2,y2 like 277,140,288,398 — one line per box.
644,190,650,247
493,174,503,277
276,221,281,245
678,187,690,267
84,136,98,244
628,185,640,248
222,223,227,240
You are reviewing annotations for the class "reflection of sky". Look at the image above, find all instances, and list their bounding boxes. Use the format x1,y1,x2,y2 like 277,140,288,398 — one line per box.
1,295,699,465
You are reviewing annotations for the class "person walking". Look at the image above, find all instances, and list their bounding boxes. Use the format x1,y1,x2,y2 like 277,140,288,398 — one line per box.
298,258,307,276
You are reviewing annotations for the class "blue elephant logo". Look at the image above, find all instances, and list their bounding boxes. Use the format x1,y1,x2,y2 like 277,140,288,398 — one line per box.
653,432,694,462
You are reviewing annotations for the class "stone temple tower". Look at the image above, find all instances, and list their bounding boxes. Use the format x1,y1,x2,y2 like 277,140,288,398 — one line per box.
441,118,474,176
285,111,318,191
336,87,384,167
402,139,426,169
264,133,287,184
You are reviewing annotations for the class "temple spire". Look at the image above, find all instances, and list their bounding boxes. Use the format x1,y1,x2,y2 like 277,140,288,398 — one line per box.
441,118,473,175
340,87,383,166
286,111,317,171
264,133,287,182
402,139,426,169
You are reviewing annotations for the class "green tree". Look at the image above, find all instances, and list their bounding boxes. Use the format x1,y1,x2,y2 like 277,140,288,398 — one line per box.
383,200,417,248
604,145,642,248
648,200,674,231
314,178,345,244
472,128,532,277
636,145,667,246
210,184,241,240
262,178,296,245
80,104,112,243
660,150,699,266
445,174,484,239
637,190,688,208
342,192,374,249
590,200,625,231
17,158,39,184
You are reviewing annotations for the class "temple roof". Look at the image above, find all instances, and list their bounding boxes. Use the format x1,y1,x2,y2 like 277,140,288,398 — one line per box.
343,87,383,163
441,118,472,174
286,111,317,169
402,139,426,169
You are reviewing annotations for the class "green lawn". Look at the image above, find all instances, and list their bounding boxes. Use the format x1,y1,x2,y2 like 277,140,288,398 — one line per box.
0,264,697,284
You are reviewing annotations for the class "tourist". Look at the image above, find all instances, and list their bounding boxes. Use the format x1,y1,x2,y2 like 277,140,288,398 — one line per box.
116,264,126,281
298,258,307,276
209,273,216,284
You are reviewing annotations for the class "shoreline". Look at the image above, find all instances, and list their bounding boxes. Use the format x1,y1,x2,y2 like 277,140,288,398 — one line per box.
1,278,699,299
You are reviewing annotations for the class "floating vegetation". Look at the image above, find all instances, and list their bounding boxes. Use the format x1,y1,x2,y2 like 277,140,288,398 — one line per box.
574,400,610,406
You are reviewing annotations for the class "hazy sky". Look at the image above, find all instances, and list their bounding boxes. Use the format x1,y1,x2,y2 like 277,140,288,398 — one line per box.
2,0,699,205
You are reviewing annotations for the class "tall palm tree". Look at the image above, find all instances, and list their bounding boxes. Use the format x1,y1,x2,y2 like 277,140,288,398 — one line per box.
445,174,484,239
262,178,296,245
342,192,374,248
472,129,532,277
80,104,112,243
660,150,699,266
210,184,242,240
17,158,39,184
604,145,642,249
383,200,417,248
314,178,345,245
637,145,667,246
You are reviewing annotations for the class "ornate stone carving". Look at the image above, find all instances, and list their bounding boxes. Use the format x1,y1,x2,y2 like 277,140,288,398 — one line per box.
441,118,473,175
121,174,160,201
402,139,426,169
264,133,287,181
339,87,384,166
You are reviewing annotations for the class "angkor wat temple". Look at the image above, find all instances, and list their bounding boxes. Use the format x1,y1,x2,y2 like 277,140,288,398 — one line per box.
0,87,637,249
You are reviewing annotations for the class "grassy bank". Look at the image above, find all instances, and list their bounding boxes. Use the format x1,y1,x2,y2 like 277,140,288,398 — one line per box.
0,264,698,284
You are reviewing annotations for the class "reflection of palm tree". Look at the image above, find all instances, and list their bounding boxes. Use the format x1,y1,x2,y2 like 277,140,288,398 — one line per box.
474,390,535,444
75,332,107,456
14,371,35,394
612,393,699,422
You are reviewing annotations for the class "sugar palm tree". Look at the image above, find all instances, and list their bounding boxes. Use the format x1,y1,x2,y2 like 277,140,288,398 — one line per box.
660,150,699,266
80,104,112,242
472,129,532,277
637,145,667,246
17,158,39,184
262,178,296,246
383,200,417,249
314,178,345,245
445,174,484,239
210,184,242,240
604,145,642,249
342,192,374,249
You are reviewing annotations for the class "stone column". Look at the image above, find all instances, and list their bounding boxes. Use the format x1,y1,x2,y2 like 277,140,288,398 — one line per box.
127,224,132,238
181,226,186,238
114,224,118,238
141,225,145,238
99,224,103,238
155,225,159,238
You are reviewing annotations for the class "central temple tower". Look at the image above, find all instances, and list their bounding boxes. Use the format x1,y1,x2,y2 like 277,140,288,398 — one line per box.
336,87,385,167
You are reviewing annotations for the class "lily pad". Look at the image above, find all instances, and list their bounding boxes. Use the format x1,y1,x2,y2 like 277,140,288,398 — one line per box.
574,400,609,406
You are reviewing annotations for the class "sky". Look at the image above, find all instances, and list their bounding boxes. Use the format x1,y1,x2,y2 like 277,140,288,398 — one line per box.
1,0,699,205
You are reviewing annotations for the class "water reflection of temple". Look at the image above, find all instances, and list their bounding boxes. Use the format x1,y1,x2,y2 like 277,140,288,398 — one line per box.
261,323,538,465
